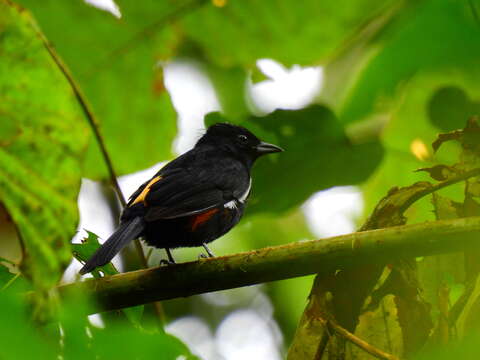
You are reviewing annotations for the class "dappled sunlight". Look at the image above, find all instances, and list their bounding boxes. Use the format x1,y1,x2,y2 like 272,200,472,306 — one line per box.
164,61,221,155
166,317,217,359
215,309,283,360
248,59,323,114
302,186,363,238
84,0,120,18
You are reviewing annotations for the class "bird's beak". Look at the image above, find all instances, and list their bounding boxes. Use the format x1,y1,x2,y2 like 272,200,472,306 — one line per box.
255,141,284,155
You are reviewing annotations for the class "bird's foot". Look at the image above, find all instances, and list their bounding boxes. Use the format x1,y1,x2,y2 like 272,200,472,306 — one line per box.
159,259,175,266
160,248,176,265
200,243,215,258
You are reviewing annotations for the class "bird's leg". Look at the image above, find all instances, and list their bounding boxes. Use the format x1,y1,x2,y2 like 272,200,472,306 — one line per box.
201,243,215,258
159,248,176,266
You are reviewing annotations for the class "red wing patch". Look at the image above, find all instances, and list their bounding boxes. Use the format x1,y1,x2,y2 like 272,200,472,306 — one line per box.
131,176,162,205
190,208,219,231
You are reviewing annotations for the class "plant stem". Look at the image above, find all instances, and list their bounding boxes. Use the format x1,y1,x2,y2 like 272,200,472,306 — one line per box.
41,38,126,207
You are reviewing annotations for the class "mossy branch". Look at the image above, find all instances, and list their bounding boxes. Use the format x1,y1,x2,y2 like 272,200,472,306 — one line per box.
59,216,480,314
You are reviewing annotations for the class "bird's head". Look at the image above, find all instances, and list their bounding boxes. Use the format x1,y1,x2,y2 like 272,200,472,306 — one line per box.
196,123,283,165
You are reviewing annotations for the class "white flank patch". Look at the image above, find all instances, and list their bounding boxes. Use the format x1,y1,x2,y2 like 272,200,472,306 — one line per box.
224,200,238,209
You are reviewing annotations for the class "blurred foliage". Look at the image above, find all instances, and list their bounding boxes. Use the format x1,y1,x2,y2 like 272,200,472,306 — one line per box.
0,264,195,359
0,1,88,298
2,0,480,358
16,0,179,178
206,106,383,213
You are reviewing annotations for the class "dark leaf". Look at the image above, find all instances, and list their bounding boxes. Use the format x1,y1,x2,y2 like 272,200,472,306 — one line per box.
207,105,383,214
428,86,480,132
432,116,480,154
361,181,432,230
416,165,459,181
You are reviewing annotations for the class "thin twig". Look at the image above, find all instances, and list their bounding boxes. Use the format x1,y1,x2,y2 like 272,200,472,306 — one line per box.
314,332,330,360
40,38,126,207
400,167,480,213
381,299,393,353
322,318,400,360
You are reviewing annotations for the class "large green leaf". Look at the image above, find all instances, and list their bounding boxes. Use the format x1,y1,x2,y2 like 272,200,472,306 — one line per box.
17,0,179,178
0,1,88,290
182,0,398,67
182,0,401,124
206,105,383,214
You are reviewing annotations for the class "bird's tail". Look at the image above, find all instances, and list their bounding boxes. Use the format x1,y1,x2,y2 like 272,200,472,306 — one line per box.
79,217,145,275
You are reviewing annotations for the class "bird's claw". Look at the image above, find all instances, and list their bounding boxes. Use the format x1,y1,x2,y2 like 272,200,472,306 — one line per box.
159,259,175,266
202,243,215,258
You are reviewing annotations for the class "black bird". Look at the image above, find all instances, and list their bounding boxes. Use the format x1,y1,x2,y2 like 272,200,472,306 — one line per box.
79,123,283,274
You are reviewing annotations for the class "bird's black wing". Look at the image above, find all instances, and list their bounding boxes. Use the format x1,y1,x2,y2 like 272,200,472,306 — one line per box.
125,153,249,222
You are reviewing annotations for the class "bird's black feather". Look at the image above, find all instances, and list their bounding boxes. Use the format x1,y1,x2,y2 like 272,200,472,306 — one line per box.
79,217,145,274
79,123,283,273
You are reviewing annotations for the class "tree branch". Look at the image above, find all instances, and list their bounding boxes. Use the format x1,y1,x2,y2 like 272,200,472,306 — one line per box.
58,216,480,314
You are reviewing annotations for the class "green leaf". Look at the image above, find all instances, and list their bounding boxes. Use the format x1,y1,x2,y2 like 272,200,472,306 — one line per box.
90,325,196,360
204,64,250,120
182,0,400,122
72,230,118,277
0,1,89,291
428,86,480,132
17,0,178,178
182,0,398,67
414,332,480,360
207,105,383,213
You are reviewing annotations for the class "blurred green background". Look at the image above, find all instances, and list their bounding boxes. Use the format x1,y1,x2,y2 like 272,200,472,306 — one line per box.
2,0,480,358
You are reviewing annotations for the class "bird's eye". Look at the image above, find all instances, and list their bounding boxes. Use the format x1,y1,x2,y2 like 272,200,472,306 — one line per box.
237,134,248,143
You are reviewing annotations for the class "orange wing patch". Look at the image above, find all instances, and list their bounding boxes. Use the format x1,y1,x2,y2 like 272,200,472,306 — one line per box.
190,208,219,231
131,176,162,205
